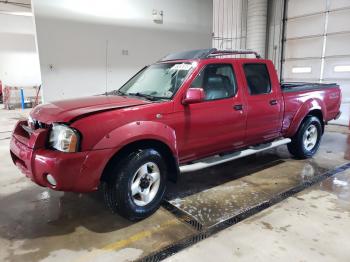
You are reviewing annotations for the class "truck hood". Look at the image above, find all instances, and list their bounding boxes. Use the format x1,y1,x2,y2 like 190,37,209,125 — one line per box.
30,95,150,124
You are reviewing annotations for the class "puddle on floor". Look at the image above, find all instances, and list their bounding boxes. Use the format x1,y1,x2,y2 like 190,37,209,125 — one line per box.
167,131,350,228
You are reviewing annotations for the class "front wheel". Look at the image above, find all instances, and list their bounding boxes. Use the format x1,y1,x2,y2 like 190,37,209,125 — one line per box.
103,149,167,221
287,116,322,159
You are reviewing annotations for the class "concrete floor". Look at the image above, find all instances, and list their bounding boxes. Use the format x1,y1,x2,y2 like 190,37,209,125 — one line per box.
1,108,350,262
1,109,198,262
166,169,350,262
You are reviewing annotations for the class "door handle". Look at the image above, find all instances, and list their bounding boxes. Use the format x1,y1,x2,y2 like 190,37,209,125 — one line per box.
233,104,243,111
269,99,278,105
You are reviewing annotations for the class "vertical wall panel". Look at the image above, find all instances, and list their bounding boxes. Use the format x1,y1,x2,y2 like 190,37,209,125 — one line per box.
246,0,268,57
212,0,247,50
266,0,284,77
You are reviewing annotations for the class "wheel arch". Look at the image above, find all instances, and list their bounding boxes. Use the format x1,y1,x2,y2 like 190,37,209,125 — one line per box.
285,98,326,137
307,109,324,134
100,139,180,183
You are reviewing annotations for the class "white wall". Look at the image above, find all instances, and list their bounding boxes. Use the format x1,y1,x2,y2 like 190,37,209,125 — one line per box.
33,0,213,102
0,11,41,87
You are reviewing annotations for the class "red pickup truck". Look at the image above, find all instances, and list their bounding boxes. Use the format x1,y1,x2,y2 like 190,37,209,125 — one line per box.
10,49,341,220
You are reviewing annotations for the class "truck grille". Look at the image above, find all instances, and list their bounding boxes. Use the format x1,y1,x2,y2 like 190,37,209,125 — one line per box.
28,118,49,131
23,118,49,136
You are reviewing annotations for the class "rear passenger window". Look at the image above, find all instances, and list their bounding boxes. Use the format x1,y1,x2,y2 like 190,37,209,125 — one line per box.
243,64,271,95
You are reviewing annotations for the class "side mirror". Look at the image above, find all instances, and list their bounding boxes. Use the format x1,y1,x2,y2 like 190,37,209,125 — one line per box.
182,88,205,105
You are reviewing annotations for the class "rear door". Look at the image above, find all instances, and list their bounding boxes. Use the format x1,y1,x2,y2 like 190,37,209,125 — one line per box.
240,61,283,145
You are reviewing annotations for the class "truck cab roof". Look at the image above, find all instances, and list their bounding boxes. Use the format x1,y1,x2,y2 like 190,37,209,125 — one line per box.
160,48,261,62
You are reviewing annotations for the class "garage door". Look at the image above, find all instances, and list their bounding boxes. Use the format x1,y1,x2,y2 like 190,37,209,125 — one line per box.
282,0,350,125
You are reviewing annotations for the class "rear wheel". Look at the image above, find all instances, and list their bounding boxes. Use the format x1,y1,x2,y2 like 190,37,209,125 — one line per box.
103,149,167,221
287,116,322,159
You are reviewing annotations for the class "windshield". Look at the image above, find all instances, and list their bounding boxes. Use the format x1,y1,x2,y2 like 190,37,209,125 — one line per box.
118,62,195,100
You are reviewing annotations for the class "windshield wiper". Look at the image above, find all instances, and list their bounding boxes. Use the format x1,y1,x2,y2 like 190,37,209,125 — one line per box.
114,90,126,96
127,92,169,101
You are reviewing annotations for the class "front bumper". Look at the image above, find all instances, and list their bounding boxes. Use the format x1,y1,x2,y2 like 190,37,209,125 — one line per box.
10,120,113,192
334,111,341,120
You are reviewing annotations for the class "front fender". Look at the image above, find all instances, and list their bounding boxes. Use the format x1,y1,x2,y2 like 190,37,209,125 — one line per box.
93,121,178,157
285,98,326,137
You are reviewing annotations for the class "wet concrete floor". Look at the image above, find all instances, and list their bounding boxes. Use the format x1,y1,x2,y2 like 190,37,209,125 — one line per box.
167,126,350,227
1,109,350,261
166,168,350,262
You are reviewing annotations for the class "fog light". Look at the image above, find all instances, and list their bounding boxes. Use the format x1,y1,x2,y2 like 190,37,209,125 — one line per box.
46,174,57,187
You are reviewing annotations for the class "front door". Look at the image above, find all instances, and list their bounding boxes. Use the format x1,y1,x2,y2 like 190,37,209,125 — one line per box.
178,63,246,161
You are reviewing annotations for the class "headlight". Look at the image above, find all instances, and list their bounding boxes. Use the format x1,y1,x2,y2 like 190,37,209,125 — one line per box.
27,116,35,129
49,124,80,152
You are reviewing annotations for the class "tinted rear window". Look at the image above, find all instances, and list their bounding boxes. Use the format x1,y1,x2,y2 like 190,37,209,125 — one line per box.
243,64,271,95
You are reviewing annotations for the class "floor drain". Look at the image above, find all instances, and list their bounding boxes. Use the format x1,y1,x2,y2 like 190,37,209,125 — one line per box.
162,201,203,231
140,162,350,262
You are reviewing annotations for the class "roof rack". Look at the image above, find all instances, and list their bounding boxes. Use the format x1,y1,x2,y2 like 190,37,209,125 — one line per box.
207,49,261,59
159,48,261,62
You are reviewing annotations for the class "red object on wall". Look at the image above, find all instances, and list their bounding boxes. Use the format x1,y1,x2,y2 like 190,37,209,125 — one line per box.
3,86,14,109
0,80,2,98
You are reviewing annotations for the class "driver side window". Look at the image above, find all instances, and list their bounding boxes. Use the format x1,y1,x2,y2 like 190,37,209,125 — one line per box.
190,64,236,101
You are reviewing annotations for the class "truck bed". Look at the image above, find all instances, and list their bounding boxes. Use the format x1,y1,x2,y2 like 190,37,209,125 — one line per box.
281,82,339,93
281,81,341,136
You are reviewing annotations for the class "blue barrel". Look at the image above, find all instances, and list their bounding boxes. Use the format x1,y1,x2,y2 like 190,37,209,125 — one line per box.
20,88,25,109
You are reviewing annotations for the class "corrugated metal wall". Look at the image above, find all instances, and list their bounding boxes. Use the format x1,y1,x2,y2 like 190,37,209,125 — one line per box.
212,0,269,58
212,0,247,50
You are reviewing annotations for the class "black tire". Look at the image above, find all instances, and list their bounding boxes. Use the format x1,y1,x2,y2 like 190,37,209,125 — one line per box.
103,148,167,221
287,116,322,159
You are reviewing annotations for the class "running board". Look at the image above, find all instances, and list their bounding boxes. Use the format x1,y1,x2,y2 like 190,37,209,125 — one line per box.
179,138,291,173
